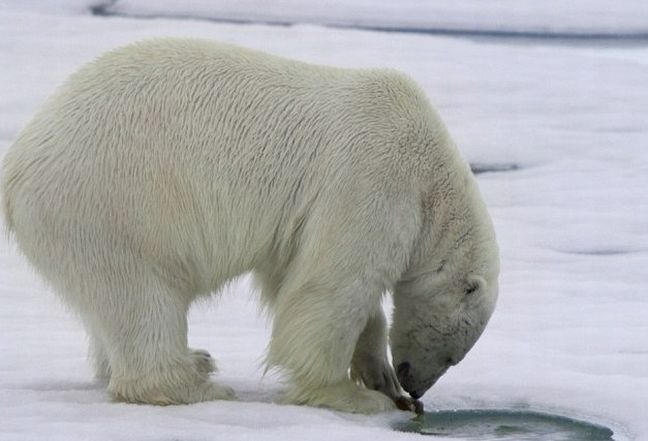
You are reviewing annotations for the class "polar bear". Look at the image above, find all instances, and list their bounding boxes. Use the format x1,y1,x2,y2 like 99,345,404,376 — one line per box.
1,38,499,413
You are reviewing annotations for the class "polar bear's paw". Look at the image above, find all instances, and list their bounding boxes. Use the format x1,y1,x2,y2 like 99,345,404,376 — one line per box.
283,380,396,414
350,354,401,401
189,348,216,376
109,378,237,405
108,354,236,405
193,380,237,402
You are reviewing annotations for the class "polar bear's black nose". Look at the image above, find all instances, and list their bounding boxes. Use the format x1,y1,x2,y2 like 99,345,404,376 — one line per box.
397,362,423,399
397,361,410,379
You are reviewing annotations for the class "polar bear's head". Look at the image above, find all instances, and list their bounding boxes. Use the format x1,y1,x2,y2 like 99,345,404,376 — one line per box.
390,233,499,399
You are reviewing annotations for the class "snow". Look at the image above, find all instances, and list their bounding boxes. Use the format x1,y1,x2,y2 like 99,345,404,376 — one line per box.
1,2,647,441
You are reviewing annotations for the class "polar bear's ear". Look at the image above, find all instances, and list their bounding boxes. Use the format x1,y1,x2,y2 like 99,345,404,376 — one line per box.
464,275,486,297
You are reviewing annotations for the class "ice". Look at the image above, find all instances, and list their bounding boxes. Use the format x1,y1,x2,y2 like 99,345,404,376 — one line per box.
104,1,648,37
1,3,647,441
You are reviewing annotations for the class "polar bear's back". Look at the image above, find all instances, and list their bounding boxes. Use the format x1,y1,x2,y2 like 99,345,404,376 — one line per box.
2,38,450,292
7,38,435,192
55,38,437,169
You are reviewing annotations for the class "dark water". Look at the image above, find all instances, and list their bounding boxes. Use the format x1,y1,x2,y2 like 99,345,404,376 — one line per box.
394,409,615,440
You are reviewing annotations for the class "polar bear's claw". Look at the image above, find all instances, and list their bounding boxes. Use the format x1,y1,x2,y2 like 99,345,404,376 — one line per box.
190,348,216,376
200,381,237,402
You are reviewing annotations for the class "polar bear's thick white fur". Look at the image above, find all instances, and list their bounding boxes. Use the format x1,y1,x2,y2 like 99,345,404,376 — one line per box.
1,39,499,413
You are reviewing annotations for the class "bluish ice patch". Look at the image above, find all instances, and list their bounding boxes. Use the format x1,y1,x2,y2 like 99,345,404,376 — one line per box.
394,409,615,440
469,163,521,175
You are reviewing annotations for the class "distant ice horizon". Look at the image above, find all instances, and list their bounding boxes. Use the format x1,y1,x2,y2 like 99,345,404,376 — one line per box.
8,0,648,39
105,0,648,41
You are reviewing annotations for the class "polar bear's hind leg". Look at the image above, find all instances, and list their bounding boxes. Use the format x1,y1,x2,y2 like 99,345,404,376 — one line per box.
75,270,234,405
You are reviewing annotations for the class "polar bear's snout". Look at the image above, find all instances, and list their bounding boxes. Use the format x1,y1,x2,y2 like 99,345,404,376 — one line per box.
391,272,499,400
396,360,446,399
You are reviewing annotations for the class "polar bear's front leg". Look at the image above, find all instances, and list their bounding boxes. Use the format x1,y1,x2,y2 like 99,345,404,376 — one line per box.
350,309,401,400
350,309,423,413
269,277,396,413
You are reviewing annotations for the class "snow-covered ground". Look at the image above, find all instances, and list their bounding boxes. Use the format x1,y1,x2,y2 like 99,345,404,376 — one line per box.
1,2,647,441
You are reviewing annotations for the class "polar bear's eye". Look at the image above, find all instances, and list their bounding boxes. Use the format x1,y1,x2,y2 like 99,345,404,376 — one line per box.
464,276,484,297
464,283,479,296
